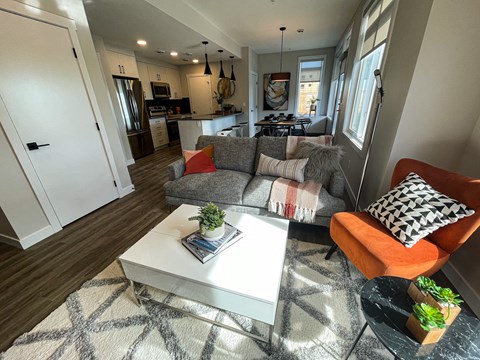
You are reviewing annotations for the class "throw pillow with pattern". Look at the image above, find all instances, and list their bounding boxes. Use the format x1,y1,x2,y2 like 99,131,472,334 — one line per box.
183,145,216,176
366,172,475,248
256,154,308,183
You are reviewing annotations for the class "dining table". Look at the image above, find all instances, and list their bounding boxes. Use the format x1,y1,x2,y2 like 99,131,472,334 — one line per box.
254,117,311,136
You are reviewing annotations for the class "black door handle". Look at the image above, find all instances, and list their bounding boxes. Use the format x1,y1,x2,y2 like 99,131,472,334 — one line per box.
27,142,50,151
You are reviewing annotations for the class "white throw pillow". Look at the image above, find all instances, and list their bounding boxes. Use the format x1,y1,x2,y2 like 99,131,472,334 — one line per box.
366,172,474,248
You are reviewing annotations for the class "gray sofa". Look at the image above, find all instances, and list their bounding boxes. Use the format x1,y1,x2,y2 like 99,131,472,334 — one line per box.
164,136,345,227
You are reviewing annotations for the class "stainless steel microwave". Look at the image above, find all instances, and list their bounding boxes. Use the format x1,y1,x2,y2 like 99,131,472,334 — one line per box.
151,82,171,99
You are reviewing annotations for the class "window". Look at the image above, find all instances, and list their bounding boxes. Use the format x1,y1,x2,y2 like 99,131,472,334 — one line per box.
328,26,352,136
295,56,325,116
344,0,394,148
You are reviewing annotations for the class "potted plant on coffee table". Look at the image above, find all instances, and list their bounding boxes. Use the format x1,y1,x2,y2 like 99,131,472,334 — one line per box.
406,303,446,344
188,203,226,241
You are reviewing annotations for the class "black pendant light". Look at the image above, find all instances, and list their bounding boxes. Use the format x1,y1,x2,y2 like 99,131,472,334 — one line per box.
271,27,290,82
218,50,225,79
202,41,212,75
230,56,236,81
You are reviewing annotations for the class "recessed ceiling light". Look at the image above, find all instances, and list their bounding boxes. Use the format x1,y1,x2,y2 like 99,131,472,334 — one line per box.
192,59,199,63
137,39,147,46
185,52,193,56
297,29,304,33
170,51,178,56
155,50,165,54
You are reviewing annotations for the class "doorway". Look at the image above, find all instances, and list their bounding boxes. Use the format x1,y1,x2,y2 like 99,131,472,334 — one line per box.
187,74,213,116
0,9,118,226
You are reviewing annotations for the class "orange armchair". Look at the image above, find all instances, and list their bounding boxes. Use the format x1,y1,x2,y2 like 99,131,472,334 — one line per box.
326,158,480,280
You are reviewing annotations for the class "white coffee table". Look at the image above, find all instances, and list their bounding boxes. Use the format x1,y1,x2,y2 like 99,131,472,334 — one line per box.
119,204,289,348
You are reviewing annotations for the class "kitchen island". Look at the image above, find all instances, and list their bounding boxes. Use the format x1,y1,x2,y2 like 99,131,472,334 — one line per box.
177,112,244,150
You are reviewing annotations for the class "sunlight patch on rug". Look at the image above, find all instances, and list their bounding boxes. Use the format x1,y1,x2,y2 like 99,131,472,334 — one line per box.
1,239,392,360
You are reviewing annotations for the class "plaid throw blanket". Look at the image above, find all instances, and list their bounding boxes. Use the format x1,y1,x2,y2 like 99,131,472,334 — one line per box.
268,178,322,223
286,135,333,159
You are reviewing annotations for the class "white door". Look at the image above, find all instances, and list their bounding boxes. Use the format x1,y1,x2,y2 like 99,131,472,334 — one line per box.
249,72,258,137
187,75,213,115
0,10,118,226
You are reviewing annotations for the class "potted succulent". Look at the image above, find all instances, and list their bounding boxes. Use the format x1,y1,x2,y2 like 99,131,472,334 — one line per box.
430,287,463,325
408,276,438,303
408,276,463,325
406,303,446,344
188,203,226,241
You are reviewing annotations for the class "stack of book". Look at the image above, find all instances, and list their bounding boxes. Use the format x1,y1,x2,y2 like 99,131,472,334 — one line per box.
182,222,243,263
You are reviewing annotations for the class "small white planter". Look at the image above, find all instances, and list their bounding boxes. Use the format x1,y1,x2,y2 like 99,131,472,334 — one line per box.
201,223,225,241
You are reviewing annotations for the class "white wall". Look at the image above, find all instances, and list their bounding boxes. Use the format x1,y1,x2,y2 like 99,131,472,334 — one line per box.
257,48,335,120
379,0,480,195
457,114,480,178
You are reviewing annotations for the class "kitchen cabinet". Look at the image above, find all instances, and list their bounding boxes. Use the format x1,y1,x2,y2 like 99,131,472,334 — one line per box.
137,61,153,100
149,117,169,148
165,67,182,99
105,50,139,78
147,64,167,82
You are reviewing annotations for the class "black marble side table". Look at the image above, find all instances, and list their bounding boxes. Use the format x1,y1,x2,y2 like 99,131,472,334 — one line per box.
346,276,480,359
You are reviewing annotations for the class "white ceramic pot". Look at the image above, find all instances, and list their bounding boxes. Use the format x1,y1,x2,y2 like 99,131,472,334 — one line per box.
201,223,225,241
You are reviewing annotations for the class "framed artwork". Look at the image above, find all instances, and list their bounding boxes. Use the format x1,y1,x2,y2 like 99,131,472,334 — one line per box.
263,73,290,110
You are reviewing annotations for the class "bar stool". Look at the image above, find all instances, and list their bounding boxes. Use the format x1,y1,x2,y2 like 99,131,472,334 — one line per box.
216,128,233,136
238,122,248,137
230,125,242,137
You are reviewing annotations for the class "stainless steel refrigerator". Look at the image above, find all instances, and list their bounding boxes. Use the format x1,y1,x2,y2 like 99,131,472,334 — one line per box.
114,78,154,159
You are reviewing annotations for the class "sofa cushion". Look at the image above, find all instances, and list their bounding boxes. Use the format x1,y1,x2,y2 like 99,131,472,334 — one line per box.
243,175,278,208
164,169,252,205
330,212,450,280
196,135,258,174
243,175,345,217
255,136,287,169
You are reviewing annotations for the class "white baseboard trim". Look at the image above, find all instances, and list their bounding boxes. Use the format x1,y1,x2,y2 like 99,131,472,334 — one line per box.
442,262,480,317
19,225,56,249
0,233,22,248
118,184,135,198
126,158,135,166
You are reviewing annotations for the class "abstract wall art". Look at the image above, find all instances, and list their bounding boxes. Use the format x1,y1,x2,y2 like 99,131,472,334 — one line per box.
263,73,290,110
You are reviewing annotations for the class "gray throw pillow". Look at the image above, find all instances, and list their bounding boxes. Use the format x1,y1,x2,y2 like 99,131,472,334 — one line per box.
294,142,344,186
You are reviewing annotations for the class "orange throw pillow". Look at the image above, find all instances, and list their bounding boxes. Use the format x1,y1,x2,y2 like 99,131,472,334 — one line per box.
183,145,216,175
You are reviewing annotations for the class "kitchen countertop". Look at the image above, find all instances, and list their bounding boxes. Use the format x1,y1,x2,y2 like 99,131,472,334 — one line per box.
173,112,243,121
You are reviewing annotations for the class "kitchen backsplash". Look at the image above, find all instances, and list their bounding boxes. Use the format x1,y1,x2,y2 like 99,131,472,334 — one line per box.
145,97,191,114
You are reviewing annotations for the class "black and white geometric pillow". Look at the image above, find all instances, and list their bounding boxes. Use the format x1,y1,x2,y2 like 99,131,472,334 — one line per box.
366,173,475,248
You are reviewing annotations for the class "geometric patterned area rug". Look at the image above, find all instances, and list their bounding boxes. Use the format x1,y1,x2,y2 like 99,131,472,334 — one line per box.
1,239,392,360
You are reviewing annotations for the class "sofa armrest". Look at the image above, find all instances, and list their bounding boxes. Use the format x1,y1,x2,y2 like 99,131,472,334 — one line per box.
167,158,185,181
328,170,345,198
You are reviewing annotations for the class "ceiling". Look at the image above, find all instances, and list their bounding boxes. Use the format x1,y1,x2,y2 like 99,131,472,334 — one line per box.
83,0,361,66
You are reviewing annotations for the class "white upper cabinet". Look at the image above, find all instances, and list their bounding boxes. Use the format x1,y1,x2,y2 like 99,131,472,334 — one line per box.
165,67,182,99
147,64,167,82
105,50,139,78
137,61,153,100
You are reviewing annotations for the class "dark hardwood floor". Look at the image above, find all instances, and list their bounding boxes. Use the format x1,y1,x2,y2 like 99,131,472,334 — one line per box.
0,144,473,351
